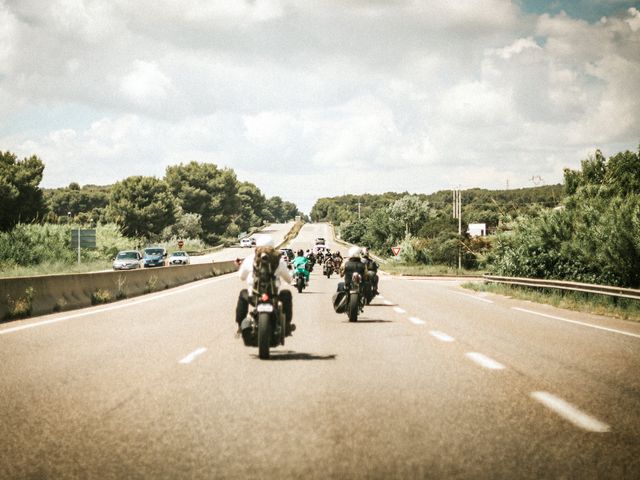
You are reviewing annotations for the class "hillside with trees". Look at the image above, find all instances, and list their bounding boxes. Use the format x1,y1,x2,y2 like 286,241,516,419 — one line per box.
311,184,563,268
311,147,640,287
0,150,302,272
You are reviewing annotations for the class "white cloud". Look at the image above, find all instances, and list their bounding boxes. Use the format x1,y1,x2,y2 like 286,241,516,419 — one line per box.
0,1,639,213
119,60,174,109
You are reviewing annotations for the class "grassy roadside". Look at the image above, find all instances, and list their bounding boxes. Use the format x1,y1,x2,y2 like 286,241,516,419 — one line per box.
381,262,483,277
0,260,113,278
464,281,640,322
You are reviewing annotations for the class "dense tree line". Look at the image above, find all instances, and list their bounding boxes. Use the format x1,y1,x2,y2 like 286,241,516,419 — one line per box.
0,151,302,247
490,147,640,287
311,183,563,268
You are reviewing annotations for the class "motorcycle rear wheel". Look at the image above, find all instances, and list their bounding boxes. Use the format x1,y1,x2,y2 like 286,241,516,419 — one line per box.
258,312,271,359
296,277,304,293
348,292,359,322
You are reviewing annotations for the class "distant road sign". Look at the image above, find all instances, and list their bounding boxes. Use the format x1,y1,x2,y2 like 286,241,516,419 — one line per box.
178,239,184,248
391,246,401,256
70,229,96,249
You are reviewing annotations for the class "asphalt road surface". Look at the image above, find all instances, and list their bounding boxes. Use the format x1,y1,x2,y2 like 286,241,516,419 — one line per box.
2,223,639,479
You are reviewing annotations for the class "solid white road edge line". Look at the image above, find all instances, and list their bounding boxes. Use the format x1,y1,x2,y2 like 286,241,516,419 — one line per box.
179,347,208,364
430,330,455,342
531,391,610,433
452,291,494,304
0,275,231,336
512,307,640,340
409,316,426,325
393,307,407,314
465,352,506,370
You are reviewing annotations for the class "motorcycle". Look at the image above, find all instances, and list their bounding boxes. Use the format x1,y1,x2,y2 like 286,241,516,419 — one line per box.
362,272,377,305
293,264,308,293
241,292,286,360
323,258,335,278
347,272,365,322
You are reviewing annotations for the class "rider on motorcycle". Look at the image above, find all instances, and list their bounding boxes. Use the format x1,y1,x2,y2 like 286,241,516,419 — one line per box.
361,247,380,295
235,236,294,335
340,246,366,289
292,249,310,284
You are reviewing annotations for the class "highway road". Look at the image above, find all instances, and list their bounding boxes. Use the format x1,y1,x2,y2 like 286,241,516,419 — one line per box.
1,223,640,479
189,222,294,264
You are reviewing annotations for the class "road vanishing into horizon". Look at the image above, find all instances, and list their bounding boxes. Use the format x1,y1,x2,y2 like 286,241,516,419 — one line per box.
1,223,640,479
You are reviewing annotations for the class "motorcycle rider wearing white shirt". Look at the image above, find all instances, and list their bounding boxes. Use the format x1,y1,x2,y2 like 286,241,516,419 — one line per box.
235,235,294,334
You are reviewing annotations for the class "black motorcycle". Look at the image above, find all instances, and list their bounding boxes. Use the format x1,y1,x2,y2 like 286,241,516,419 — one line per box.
323,258,335,278
362,272,377,305
241,292,286,359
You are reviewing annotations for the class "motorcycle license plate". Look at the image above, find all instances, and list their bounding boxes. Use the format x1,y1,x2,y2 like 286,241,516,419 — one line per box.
257,303,274,313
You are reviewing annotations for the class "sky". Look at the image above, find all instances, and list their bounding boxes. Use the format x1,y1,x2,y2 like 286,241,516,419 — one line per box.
1,1,639,214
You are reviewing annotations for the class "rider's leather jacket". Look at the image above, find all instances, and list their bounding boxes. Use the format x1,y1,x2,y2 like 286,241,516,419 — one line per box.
341,257,366,288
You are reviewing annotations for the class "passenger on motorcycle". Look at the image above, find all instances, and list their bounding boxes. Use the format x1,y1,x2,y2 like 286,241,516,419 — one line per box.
235,236,294,335
292,250,310,284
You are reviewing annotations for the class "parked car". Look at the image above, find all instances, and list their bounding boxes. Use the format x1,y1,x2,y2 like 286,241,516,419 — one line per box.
112,250,142,270
240,237,256,248
168,251,190,265
143,247,167,268
315,237,325,245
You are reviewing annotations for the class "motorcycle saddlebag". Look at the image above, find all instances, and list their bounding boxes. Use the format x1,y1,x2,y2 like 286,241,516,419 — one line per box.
332,290,348,314
240,317,257,346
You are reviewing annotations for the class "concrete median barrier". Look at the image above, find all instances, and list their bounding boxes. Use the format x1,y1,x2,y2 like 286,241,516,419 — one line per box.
0,261,238,322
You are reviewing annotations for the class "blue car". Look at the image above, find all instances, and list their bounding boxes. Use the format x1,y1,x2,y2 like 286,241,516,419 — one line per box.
143,247,167,268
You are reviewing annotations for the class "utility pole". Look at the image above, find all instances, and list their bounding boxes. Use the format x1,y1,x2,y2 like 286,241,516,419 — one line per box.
453,188,462,271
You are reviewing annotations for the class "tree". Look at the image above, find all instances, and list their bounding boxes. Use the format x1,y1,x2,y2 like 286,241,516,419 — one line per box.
237,182,267,230
106,176,176,239
165,162,240,244
0,151,47,231
46,184,109,223
389,195,431,238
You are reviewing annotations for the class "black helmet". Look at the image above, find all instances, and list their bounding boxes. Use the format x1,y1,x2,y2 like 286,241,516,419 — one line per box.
297,249,304,256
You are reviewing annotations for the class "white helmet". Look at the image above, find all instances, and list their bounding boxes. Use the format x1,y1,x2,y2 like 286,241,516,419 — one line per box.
256,235,275,248
348,246,361,258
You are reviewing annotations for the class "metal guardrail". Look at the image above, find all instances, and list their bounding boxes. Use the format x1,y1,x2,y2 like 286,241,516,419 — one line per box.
483,275,640,301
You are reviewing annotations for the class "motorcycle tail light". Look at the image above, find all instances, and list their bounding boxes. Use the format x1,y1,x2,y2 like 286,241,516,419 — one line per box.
261,293,270,302
352,272,361,281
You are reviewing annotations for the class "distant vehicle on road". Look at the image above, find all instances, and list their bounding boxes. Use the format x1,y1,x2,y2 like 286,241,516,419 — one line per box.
143,247,167,268
168,251,190,265
112,250,142,270
240,237,256,248
315,237,325,245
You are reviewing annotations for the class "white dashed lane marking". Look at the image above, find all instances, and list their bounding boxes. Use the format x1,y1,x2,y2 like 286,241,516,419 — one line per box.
384,300,393,306
408,316,426,325
465,352,506,370
430,331,455,342
179,348,207,364
512,307,640,339
452,291,494,304
393,307,406,314
531,391,610,432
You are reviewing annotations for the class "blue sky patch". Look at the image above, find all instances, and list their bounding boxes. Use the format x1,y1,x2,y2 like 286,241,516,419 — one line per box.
519,0,637,22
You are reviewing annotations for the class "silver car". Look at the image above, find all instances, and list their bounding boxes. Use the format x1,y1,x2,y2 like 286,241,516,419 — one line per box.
168,251,190,265
113,250,142,270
